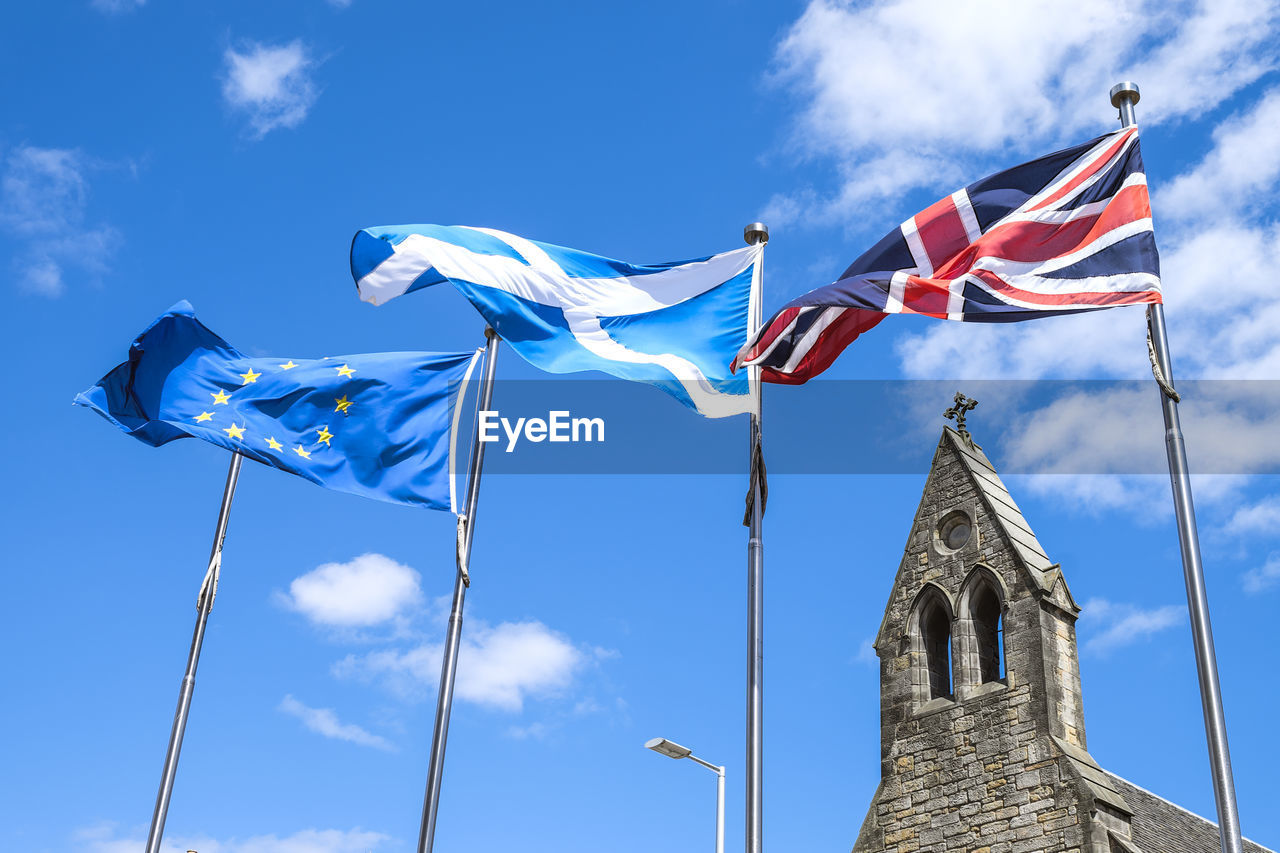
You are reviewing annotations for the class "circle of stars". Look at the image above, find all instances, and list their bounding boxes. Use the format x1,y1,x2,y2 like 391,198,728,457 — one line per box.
189,359,359,464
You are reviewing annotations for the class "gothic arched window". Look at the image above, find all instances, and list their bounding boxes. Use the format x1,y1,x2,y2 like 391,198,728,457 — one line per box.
969,581,1003,683
910,586,954,705
922,598,953,699
957,567,1006,696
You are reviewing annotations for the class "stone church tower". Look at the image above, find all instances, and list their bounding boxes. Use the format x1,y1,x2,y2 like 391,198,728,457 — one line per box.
853,419,1272,853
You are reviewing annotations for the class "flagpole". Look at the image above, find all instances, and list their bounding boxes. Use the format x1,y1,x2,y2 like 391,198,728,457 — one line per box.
418,327,501,853
743,222,768,853
145,451,243,853
1110,81,1244,853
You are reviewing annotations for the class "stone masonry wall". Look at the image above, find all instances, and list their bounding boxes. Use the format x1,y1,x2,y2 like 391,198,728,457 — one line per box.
1040,600,1087,750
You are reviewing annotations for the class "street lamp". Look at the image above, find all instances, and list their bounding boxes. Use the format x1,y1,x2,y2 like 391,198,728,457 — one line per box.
645,737,725,853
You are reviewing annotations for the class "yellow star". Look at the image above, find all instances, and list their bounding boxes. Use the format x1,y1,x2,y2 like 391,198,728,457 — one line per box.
293,445,311,459
335,364,356,378
211,389,231,405
240,368,262,385
280,360,298,370
223,423,246,440
266,436,283,451
316,426,334,446
194,411,214,423
334,395,353,415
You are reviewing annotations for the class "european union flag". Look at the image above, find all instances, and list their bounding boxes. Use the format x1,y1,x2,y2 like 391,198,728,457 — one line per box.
75,302,480,511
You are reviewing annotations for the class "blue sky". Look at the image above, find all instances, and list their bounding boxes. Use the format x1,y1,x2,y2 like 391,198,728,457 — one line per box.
3,1,1280,852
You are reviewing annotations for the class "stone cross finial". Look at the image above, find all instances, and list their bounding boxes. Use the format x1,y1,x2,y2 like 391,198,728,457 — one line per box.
944,392,978,446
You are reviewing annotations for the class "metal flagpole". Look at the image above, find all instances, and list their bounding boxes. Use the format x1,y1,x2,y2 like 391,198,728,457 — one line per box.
1110,81,1244,853
743,222,768,853
145,451,243,853
418,327,501,853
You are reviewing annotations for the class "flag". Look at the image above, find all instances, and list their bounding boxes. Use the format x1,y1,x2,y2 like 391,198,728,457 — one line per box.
734,127,1161,384
350,224,761,418
75,302,482,512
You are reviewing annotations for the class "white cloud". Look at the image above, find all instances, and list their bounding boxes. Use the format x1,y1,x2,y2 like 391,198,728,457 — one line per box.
0,146,119,297
1080,598,1184,655
895,308,1153,381
1003,474,1248,527
767,0,1279,224
1224,496,1280,536
282,553,422,628
221,40,319,138
1001,384,1280,476
278,695,393,751
976,378,1274,515
506,722,550,740
2,147,86,236
1156,88,1280,224
334,620,586,711
1242,553,1280,593
1125,0,1280,124
1012,474,1169,517
286,556,605,716
76,822,392,853
91,0,145,13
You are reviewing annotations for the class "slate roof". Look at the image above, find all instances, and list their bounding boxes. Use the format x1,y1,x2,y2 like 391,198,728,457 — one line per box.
1106,774,1274,853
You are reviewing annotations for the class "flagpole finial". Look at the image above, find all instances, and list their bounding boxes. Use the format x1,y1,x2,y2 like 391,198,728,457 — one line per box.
744,222,769,246
1109,81,1140,109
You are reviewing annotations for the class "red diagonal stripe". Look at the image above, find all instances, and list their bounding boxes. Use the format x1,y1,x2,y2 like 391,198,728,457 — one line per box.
970,268,1161,307
1029,127,1135,213
933,183,1152,277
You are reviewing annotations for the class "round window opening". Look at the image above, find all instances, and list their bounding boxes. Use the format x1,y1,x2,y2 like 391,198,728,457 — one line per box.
936,511,972,552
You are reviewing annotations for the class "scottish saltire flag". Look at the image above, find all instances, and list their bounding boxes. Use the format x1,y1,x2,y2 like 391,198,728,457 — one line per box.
350,225,762,417
734,127,1162,383
75,302,481,511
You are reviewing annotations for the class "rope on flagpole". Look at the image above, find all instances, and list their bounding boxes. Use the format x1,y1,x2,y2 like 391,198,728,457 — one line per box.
195,549,223,612
451,342,489,588
742,439,768,527
455,514,470,587
1147,326,1181,402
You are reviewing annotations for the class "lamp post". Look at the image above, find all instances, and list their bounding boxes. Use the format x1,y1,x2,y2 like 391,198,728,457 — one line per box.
646,737,725,853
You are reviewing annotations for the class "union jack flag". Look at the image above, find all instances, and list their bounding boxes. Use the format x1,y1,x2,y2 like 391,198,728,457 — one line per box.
734,127,1162,384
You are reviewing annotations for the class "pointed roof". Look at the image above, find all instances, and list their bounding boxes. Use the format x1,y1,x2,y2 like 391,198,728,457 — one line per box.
876,425,1078,651
939,426,1075,604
